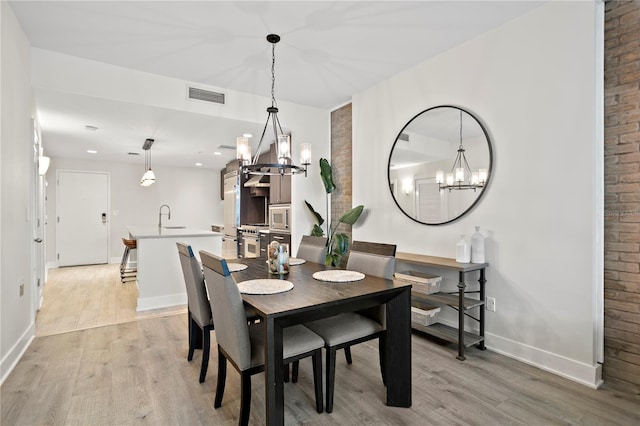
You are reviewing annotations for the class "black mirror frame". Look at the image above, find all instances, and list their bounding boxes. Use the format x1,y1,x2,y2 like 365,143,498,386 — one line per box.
387,105,493,225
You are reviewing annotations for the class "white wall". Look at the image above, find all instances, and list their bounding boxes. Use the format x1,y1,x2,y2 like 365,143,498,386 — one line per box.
44,158,223,264
1,2,36,383
353,1,603,387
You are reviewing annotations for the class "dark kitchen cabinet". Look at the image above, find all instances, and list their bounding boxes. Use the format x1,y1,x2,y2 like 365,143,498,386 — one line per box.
269,143,291,204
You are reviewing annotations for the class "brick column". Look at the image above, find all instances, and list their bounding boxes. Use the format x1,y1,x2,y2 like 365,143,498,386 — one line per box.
604,0,640,393
331,104,353,266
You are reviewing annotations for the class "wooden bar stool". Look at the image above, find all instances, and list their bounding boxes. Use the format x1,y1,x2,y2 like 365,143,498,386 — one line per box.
120,237,137,283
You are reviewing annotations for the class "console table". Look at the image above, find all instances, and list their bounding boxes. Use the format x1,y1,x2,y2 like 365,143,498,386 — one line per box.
396,252,488,360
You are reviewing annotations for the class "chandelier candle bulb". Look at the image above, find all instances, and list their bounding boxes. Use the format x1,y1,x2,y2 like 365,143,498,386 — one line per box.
455,167,465,183
471,172,479,185
479,168,488,184
436,170,444,184
236,136,251,163
300,143,312,165
446,173,455,186
278,134,291,164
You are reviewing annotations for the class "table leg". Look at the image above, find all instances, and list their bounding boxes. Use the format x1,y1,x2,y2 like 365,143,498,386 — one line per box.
385,288,412,407
478,268,487,350
265,317,284,425
457,271,466,361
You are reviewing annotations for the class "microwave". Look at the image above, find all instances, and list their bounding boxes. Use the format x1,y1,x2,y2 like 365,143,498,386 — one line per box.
269,204,291,231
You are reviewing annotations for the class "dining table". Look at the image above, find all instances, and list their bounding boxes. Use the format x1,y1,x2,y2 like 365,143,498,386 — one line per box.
231,257,412,425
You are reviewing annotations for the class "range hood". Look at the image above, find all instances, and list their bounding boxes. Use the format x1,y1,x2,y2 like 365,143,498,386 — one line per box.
244,175,270,188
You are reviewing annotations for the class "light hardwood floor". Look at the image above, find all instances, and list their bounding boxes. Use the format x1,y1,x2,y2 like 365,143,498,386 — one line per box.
36,264,186,336
2,264,639,425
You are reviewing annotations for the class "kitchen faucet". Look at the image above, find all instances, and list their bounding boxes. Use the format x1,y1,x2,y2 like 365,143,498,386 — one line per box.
159,204,171,228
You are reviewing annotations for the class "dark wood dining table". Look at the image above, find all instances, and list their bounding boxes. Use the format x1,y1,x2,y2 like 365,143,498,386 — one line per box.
231,257,412,425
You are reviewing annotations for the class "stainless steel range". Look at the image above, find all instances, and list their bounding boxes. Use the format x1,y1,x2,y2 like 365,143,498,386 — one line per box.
238,224,269,258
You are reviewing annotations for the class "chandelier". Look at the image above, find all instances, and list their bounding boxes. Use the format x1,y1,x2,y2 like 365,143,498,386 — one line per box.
238,34,311,177
140,138,156,187
436,110,487,191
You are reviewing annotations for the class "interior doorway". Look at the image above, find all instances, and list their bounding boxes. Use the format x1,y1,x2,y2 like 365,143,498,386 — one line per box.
56,170,110,266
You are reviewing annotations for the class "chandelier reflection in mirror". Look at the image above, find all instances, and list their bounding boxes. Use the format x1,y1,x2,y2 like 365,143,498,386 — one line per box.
436,110,487,191
237,34,311,177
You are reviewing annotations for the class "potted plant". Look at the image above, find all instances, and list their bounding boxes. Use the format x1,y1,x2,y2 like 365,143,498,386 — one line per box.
305,158,364,266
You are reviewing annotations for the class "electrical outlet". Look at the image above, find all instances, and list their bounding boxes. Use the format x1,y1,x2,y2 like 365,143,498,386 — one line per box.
19,282,25,297
486,296,496,312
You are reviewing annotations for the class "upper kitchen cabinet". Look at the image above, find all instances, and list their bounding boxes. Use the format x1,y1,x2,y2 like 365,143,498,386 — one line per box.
269,142,291,204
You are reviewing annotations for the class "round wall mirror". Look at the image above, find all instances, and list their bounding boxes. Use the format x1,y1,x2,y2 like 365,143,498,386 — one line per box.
388,105,493,225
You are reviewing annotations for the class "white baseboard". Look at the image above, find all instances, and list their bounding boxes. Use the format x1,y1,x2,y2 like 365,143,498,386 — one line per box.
46,261,58,270
1,322,35,385
485,332,603,389
435,318,602,388
136,292,187,312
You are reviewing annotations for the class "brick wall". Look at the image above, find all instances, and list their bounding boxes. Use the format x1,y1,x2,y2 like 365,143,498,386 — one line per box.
604,0,640,393
331,104,353,265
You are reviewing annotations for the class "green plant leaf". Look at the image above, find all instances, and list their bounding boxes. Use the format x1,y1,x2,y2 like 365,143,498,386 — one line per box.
338,205,364,225
319,158,336,194
334,233,349,256
311,224,325,237
304,200,324,226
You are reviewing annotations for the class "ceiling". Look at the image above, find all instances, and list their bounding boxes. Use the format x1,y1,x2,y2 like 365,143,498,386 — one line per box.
9,1,544,170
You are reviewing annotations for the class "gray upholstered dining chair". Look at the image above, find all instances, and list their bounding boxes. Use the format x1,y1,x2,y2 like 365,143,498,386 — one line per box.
305,240,396,413
199,250,325,425
177,242,214,383
295,235,328,265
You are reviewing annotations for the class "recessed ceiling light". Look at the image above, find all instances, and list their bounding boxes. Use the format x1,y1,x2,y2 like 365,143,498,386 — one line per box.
195,162,203,166
87,149,98,154
85,125,99,131
213,151,222,156
243,133,253,138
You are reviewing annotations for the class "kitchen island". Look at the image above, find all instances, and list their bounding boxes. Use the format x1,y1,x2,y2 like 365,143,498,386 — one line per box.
127,226,222,311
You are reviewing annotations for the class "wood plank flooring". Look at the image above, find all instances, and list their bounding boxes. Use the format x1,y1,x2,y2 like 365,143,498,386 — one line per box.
3,264,639,425
36,264,186,336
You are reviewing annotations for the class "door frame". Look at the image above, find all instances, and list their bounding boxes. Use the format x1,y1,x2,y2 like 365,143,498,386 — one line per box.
30,119,46,313
55,169,111,267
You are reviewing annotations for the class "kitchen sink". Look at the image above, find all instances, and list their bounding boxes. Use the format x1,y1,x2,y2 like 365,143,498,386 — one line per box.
163,226,186,229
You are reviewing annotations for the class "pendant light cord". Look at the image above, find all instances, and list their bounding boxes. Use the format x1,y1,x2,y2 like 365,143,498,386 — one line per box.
271,41,277,109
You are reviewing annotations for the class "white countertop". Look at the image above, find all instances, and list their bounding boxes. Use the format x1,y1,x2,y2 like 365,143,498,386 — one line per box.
128,226,222,239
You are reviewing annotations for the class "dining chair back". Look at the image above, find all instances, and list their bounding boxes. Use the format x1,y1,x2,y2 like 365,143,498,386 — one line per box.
296,235,328,264
177,242,214,383
200,250,325,424
347,240,396,280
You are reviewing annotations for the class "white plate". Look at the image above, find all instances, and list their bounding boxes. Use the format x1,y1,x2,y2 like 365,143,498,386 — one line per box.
237,279,294,294
312,270,365,283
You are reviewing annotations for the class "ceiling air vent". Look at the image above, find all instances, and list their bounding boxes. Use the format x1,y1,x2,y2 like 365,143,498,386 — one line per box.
188,86,225,105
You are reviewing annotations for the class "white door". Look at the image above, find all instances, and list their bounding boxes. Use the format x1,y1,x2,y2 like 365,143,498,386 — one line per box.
57,170,109,266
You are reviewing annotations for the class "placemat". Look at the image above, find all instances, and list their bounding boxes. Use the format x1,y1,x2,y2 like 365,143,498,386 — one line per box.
227,263,248,272
237,279,294,295
288,257,306,266
312,270,365,283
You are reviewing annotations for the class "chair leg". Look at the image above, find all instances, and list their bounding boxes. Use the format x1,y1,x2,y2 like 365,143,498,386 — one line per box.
187,313,195,361
239,371,252,426
214,347,227,409
283,363,290,383
344,346,353,364
199,327,210,383
292,361,299,383
326,347,337,413
312,350,323,413
378,336,387,386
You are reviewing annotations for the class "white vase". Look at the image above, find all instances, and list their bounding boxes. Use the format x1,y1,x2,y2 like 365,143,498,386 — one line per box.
471,226,485,263
456,235,470,263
